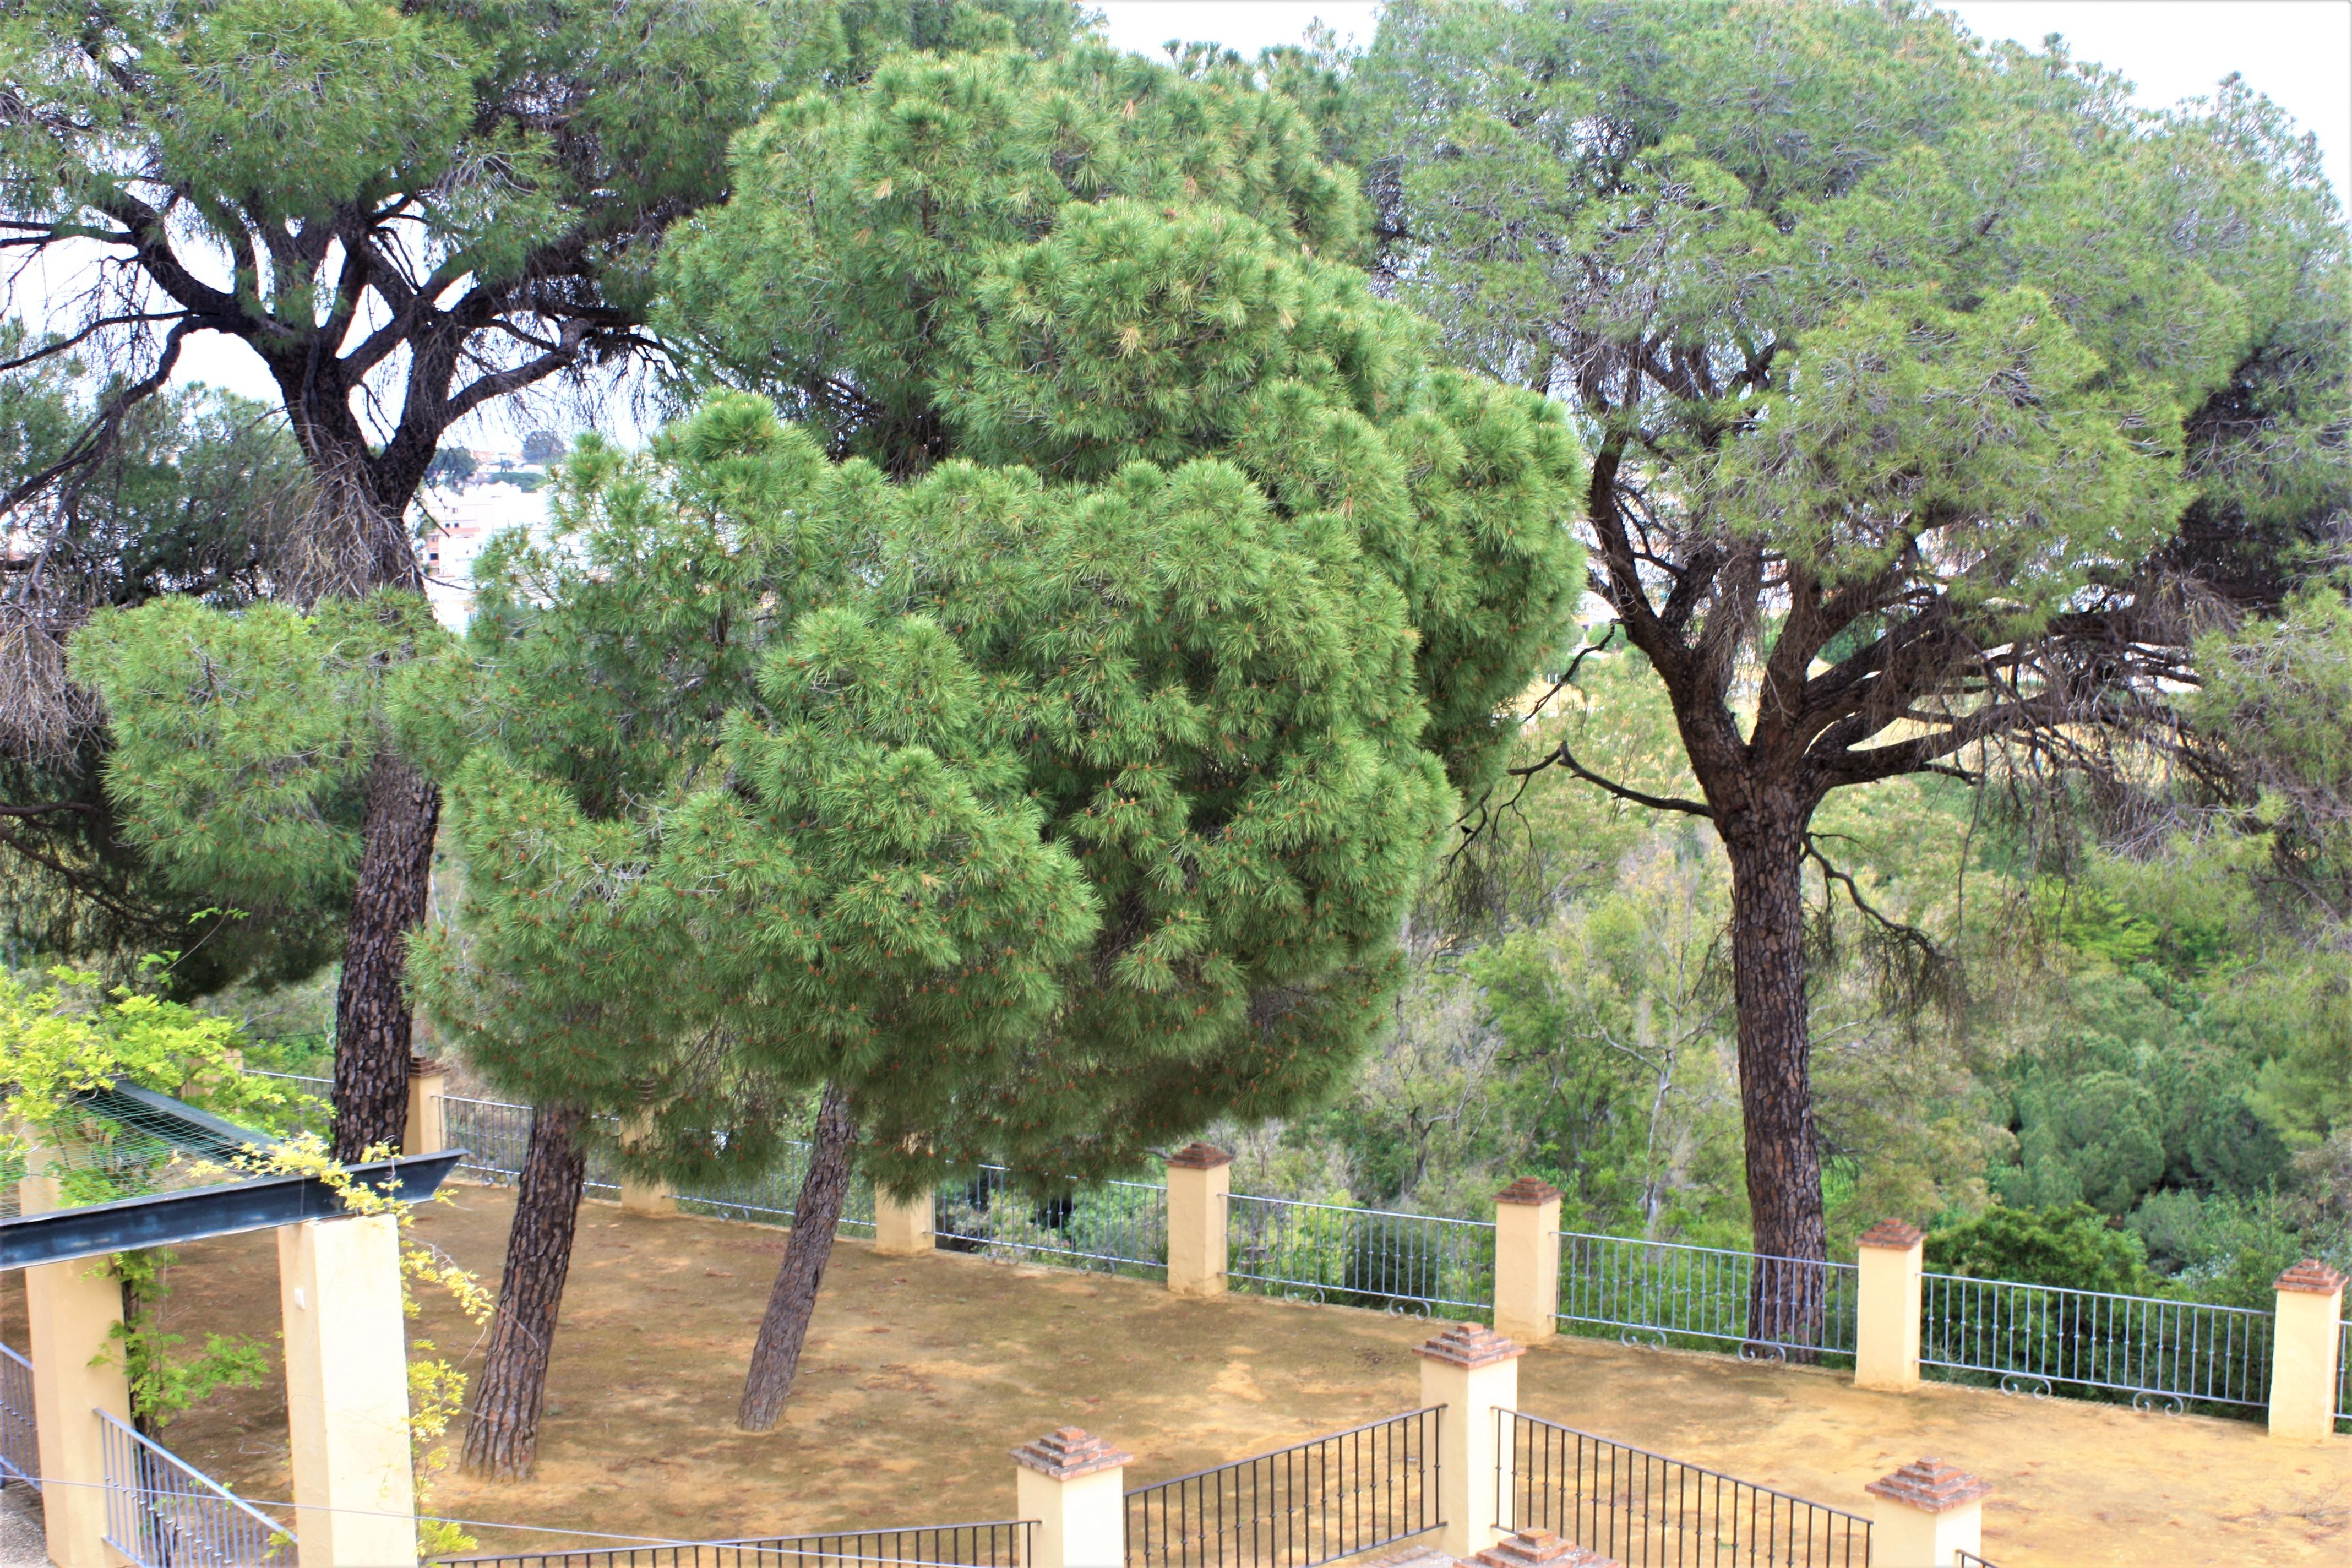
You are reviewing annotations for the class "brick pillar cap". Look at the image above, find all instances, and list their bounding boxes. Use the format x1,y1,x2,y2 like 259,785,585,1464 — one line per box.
1167,1142,1233,1170
1413,1322,1525,1369
1496,1177,1565,1206
408,1055,447,1075
1857,1219,1925,1251
1469,1529,1620,1568
1866,1457,1991,1513
2274,1259,2348,1295
1010,1426,1134,1479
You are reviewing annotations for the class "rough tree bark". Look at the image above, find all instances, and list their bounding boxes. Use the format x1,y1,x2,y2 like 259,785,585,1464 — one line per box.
330,749,440,1161
1720,801,1832,1359
739,1084,857,1432
462,1103,587,1479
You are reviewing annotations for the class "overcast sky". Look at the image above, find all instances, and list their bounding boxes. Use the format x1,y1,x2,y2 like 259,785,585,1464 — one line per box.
53,1,2352,434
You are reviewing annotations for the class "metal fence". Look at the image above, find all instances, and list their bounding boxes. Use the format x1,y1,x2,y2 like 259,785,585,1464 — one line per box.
1954,1553,2000,1567
1500,1411,1870,1567
669,1137,877,1239
438,1521,1035,1568
2338,1320,2350,1428
933,1165,1166,1277
1919,1272,2273,1413
247,1069,334,1136
98,1408,292,1567
1227,1195,1493,1316
1124,1407,1441,1568
1559,1232,1859,1363
0,1343,36,1493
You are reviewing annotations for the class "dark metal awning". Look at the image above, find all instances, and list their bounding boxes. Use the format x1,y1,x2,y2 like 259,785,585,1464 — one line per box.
0,1151,465,1269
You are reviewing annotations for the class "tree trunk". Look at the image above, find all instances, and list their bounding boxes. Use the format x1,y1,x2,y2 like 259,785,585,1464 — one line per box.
738,1084,856,1432
462,1103,587,1480
1721,801,1831,1359
330,750,441,1161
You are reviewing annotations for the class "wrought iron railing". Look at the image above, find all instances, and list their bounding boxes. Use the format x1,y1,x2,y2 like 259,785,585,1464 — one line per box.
1500,1411,1869,1567
246,1069,334,1135
1954,1552,2001,1567
0,1342,37,1492
1124,1408,1441,1568
98,1408,293,1567
437,1520,1035,1567
1227,1195,1493,1315
933,1164,1166,1276
668,1136,878,1238
1919,1272,2273,1412
1558,1231,1859,1362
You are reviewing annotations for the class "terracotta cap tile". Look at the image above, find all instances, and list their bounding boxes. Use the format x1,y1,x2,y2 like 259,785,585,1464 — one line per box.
2274,1259,2348,1295
1865,1457,1992,1514
1167,1142,1234,1170
408,1055,447,1076
1468,1529,1619,1568
1858,1219,1926,1251
1010,1427,1134,1479
1413,1322,1525,1369
1496,1177,1565,1206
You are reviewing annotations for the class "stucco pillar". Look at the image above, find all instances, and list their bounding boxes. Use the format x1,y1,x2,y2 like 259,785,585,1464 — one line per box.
1164,1143,1231,1299
1417,1322,1523,1554
2268,1259,2346,1444
616,1112,677,1218
1493,1178,1562,1343
279,1215,419,1568
874,1185,935,1257
1855,1219,1925,1392
1012,1427,1131,1568
19,1166,132,1568
1865,1457,1989,1567
403,1057,448,1157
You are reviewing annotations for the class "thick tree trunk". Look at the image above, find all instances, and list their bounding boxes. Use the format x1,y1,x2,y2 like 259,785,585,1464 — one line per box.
1720,801,1832,1360
462,1104,587,1480
330,750,440,1161
738,1085,856,1432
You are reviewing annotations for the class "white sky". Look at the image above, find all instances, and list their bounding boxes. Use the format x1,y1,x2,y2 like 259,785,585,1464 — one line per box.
37,1,2352,434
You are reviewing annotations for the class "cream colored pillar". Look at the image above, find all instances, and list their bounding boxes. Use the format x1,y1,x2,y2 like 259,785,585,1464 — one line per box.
874,1185,935,1256
1164,1143,1231,1299
279,1215,420,1568
1855,1219,1925,1392
403,1058,448,1156
1493,1178,1562,1343
1417,1323,1523,1555
1866,1457,1989,1567
1012,1427,1132,1568
616,1112,677,1218
19,1167,132,1568
2268,1259,2347,1444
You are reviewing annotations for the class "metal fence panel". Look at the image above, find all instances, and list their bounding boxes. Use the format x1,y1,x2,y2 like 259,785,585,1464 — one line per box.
932,1166,1166,1276
98,1408,292,1567
1227,1195,1494,1316
1501,1410,1869,1567
2338,1320,2350,1428
671,1137,877,1239
1919,1272,2273,1412
437,1520,1033,1568
0,1343,36,1493
1559,1232,1860,1362
1124,1408,1441,1568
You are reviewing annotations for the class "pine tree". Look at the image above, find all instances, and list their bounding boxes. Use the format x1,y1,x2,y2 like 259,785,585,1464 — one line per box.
1351,0,2349,1340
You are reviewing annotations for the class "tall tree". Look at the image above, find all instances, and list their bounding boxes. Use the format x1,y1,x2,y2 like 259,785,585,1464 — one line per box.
1354,0,2349,1332
2,0,787,1155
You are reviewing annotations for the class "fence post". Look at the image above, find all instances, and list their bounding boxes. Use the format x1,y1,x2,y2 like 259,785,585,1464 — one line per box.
1493,1178,1562,1343
1855,1219,1925,1392
2267,1259,2346,1444
874,1185,936,1256
404,1056,448,1156
279,1214,420,1568
1012,1427,1132,1568
1864,1457,1989,1567
1417,1322,1523,1555
617,1111,678,1219
19,1161,132,1568
1164,1142,1232,1298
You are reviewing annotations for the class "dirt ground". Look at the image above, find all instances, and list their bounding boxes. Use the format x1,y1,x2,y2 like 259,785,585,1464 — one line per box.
4,1183,2345,1565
